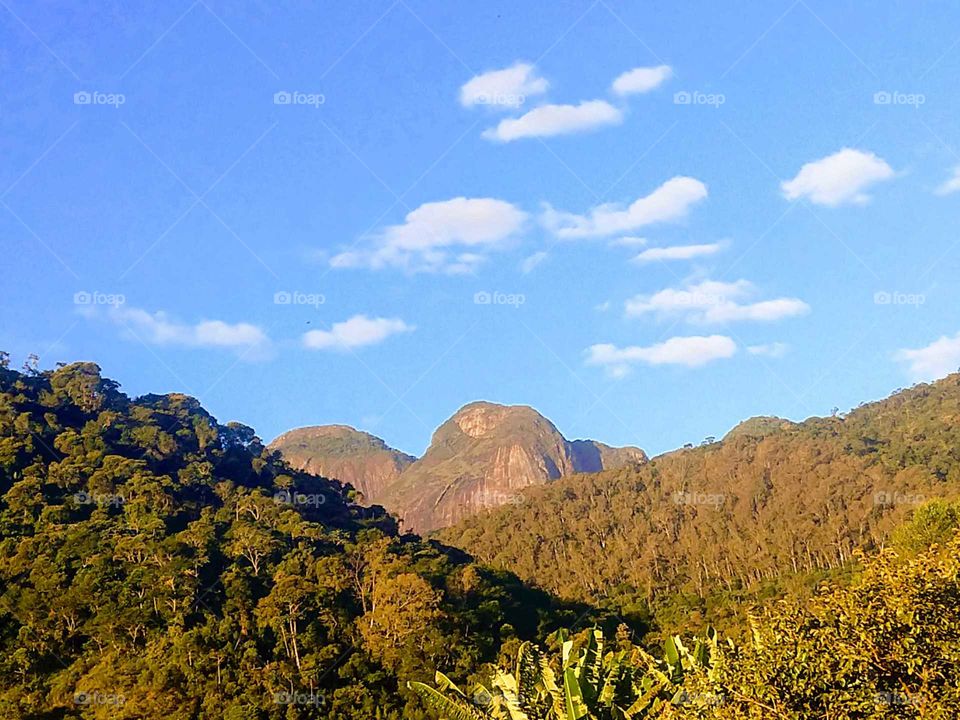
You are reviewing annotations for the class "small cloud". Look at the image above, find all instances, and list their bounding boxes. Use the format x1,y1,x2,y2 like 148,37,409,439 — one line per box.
934,166,960,196
625,279,809,323
482,100,623,142
303,315,414,351
781,148,894,206
747,342,789,358
611,65,673,96
632,242,723,263
586,335,737,375
460,62,548,110
543,176,708,239
895,332,960,381
595,300,611,312
330,197,527,273
520,251,548,274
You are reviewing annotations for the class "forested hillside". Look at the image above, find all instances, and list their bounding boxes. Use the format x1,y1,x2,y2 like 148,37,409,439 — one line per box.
436,375,960,626
0,358,577,719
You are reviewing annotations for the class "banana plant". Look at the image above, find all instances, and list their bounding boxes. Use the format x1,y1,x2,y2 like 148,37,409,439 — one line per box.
409,626,720,720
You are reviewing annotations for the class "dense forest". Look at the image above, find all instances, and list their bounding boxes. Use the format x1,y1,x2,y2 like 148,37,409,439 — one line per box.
0,357,597,719
436,375,960,633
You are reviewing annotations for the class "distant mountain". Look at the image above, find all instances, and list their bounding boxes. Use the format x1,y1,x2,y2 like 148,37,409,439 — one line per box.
268,425,415,504
377,401,647,533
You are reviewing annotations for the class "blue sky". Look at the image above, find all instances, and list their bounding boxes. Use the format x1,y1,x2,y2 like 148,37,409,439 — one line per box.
4,1,960,457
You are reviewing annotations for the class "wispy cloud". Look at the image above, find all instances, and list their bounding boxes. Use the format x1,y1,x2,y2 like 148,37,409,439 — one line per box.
586,335,737,376
303,315,414,351
625,279,809,323
747,342,789,358
611,65,673,96
88,306,269,357
632,242,722,263
543,176,708,239
330,197,527,273
934,165,960,196
460,61,548,109
520,251,548,274
781,148,894,206
482,100,623,142
895,332,960,381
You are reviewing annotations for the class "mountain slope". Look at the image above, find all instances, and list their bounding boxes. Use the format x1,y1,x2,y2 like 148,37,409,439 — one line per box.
379,401,647,533
435,375,960,608
268,424,415,503
0,361,568,720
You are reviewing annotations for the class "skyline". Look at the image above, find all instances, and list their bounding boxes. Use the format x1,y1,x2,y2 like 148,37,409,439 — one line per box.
4,1,960,457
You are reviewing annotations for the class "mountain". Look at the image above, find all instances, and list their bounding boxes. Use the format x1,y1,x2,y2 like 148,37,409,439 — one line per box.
435,375,960,615
268,425,415,504
377,401,647,533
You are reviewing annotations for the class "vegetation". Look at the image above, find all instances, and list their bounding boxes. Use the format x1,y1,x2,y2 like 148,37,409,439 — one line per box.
0,359,576,719
435,375,960,633
415,533,960,718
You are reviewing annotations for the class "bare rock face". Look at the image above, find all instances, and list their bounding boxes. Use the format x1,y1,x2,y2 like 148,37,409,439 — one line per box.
268,425,415,504
378,401,647,533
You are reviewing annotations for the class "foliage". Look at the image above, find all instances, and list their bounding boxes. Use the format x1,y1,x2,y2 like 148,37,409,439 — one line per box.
416,535,960,719
0,361,567,719
410,626,719,719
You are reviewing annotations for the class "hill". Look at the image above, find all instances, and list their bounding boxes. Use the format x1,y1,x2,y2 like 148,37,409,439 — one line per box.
268,425,415,504
435,375,960,621
0,359,579,719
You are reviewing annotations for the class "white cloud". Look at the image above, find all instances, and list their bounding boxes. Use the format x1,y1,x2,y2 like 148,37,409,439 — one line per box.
632,242,722,263
105,306,267,349
781,148,894,206
625,279,809,324
460,62,548,109
543,176,708,239
482,100,623,142
330,197,527,273
747,342,789,358
586,335,736,375
934,166,960,196
895,333,960,381
611,65,673,96
303,315,414,351
520,251,548,274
